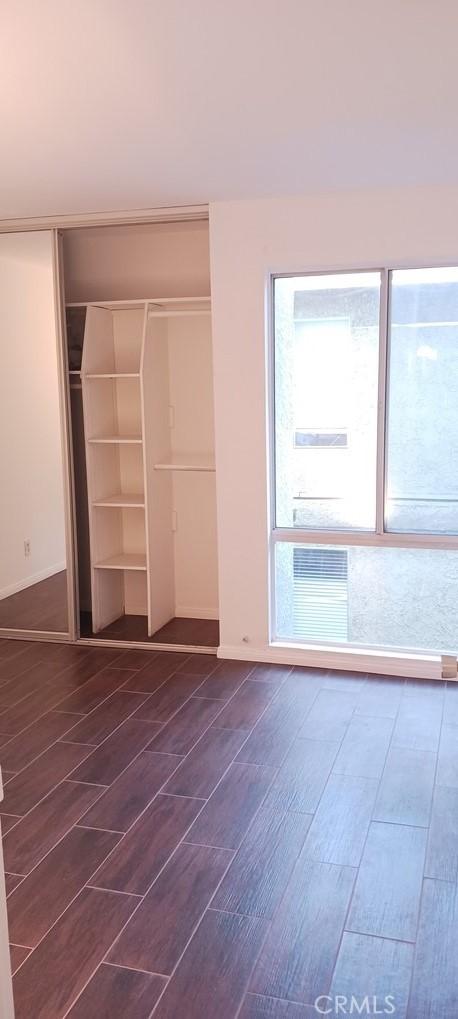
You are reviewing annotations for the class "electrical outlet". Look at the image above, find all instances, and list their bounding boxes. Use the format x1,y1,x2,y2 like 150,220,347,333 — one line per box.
24,540,31,557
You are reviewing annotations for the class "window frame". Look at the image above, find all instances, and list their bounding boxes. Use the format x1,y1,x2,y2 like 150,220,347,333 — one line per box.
269,265,458,653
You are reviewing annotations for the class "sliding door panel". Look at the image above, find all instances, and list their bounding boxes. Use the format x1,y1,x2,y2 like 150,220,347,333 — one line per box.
0,231,70,635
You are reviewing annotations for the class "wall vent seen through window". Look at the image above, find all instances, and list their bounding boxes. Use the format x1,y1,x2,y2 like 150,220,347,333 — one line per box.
294,429,348,448
292,547,348,641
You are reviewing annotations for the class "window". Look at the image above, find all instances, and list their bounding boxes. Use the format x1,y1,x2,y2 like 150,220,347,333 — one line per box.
294,429,348,448
275,542,458,653
272,267,458,656
274,274,381,531
386,267,458,535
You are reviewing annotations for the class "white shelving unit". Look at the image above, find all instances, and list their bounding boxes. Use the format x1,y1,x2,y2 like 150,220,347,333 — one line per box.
81,296,218,635
81,303,149,632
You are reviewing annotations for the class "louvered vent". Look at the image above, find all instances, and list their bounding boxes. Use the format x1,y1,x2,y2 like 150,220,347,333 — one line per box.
292,547,348,641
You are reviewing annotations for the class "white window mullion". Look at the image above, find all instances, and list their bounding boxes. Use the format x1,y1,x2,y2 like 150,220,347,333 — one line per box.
375,268,389,534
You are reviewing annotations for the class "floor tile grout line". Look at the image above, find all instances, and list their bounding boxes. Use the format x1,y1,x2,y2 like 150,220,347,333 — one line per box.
6,877,26,898
241,989,335,1011
86,884,143,898
66,779,109,788
58,739,98,748
76,824,126,835
104,959,168,977
0,815,22,836
205,905,281,920
343,925,417,946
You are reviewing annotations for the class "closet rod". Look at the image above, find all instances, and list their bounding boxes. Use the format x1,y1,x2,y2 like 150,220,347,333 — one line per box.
147,310,212,319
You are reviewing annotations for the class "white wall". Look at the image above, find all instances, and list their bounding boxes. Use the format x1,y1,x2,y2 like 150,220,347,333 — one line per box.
0,231,66,599
210,186,458,674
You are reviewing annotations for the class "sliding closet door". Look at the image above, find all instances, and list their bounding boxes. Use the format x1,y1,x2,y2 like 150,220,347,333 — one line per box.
0,230,74,638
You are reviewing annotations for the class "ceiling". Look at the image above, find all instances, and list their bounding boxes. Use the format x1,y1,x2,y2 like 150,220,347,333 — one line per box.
2,0,458,219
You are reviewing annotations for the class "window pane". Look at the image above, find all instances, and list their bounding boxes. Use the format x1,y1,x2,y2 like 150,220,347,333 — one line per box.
274,273,380,530
275,542,458,653
386,267,458,534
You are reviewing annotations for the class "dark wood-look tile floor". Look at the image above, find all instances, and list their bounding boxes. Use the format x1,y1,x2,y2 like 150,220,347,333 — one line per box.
0,571,68,633
0,639,455,1017
80,611,220,647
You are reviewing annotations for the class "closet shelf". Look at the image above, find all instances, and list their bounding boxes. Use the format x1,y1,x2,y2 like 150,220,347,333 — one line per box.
93,493,145,508
88,435,143,444
85,373,140,379
94,553,147,571
154,454,216,472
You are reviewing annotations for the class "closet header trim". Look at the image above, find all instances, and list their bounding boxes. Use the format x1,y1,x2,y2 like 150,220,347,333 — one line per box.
0,204,209,233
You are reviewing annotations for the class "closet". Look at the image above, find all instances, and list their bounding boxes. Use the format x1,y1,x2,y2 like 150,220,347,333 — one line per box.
64,219,219,651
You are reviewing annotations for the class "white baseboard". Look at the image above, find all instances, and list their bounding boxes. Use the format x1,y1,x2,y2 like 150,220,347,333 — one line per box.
0,562,66,601
217,642,441,681
175,606,219,620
